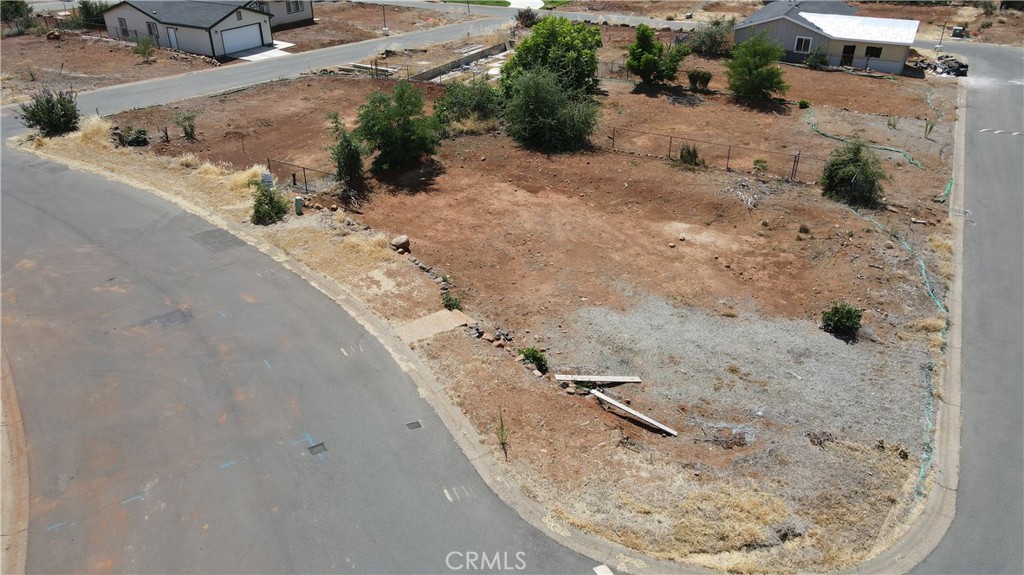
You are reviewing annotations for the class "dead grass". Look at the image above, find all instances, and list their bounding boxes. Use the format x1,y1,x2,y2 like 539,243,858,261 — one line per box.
672,488,791,555
907,316,947,333
448,114,499,136
78,115,112,148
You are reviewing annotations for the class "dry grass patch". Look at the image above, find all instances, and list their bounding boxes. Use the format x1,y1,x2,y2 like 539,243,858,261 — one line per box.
907,316,947,333
78,115,112,148
672,488,791,555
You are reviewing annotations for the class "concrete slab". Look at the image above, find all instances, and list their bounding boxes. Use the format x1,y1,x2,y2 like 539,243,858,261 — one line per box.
231,41,295,61
395,309,474,343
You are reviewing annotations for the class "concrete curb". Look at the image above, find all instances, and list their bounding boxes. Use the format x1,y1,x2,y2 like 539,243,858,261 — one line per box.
846,76,968,575
1,345,29,575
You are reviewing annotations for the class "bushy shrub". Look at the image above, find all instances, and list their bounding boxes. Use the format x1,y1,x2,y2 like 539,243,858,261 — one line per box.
134,35,156,63
519,347,548,373
515,8,539,28
626,24,690,84
433,80,501,126
18,89,80,136
798,99,810,109
326,112,363,185
726,31,789,99
250,180,289,225
822,302,862,338
355,81,441,170
500,16,602,93
820,140,888,207
753,158,767,175
686,16,734,58
78,0,110,27
687,69,712,90
678,142,705,167
503,68,597,153
115,125,149,146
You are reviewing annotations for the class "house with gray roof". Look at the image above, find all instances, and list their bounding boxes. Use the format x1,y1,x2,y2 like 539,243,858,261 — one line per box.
102,1,313,58
733,0,919,74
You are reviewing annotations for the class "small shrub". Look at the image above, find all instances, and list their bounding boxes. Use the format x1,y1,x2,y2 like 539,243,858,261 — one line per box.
925,118,936,139
798,99,810,109
18,88,79,137
503,68,597,153
515,8,539,28
822,302,863,338
687,16,734,58
626,24,690,84
980,19,994,28
798,224,810,234
496,408,509,461
887,115,899,129
687,69,712,91
354,81,441,170
174,109,198,141
250,179,288,225
678,143,705,167
326,112,363,185
134,35,156,63
805,46,828,70
442,292,462,311
27,67,36,81
434,80,501,127
820,140,888,207
726,31,789,100
519,347,548,373
115,125,149,147
77,0,110,27
1,0,32,25
753,158,767,176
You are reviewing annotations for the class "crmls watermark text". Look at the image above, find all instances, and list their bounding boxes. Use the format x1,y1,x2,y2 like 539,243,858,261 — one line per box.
445,551,527,571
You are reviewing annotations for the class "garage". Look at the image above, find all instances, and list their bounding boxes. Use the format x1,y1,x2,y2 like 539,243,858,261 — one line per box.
222,23,263,54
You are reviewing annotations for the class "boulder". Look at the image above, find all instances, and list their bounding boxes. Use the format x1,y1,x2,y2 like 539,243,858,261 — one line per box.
391,235,410,251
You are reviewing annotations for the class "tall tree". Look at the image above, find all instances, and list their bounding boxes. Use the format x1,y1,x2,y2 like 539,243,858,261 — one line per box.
626,24,690,84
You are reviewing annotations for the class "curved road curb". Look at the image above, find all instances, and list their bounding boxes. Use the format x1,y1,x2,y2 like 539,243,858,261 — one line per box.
14,144,702,575
845,76,968,575
1,345,29,575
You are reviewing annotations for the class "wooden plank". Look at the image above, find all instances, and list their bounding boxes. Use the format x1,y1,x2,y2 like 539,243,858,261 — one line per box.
554,374,641,384
589,390,678,437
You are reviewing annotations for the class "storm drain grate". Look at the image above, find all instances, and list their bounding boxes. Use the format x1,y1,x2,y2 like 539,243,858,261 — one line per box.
406,420,423,430
308,443,327,456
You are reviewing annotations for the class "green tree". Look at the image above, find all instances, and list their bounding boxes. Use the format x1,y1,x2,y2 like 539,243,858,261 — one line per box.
134,36,156,63
725,31,789,100
500,16,602,93
18,89,80,137
819,140,889,207
1,0,32,23
433,80,501,126
326,112,363,185
626,24,690,84
687,16,734,58
503,68,597,153
77,0,110,27
250,180,289,225
354,81,441,170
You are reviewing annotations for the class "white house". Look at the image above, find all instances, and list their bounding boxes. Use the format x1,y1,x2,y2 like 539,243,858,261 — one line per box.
733,1,919,75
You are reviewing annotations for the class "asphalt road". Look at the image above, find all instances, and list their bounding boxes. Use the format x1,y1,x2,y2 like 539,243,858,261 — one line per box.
910,40,1024,575
0,131,600,573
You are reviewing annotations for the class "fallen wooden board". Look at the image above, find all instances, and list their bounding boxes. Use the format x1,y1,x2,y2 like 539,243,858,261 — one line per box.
554,374,641,384
589,390,678,437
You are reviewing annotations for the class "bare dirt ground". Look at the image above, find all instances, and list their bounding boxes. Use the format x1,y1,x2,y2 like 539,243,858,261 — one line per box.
0,3,476,105
25,38,959,572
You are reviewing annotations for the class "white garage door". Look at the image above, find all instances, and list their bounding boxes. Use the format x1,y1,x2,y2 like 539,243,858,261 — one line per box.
222,24,262,54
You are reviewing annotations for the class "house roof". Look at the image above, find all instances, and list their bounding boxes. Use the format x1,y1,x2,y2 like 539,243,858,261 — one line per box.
800,13,920,45
106,0,263,29
735,1,857,31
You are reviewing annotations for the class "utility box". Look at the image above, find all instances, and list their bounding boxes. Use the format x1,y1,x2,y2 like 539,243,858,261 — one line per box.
295,197,304,216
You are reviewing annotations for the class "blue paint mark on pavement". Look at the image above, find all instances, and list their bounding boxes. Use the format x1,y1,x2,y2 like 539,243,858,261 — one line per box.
218,310,227,318
119,494,144,505
264,359,272,369
46,521,69,531
219,460,237,469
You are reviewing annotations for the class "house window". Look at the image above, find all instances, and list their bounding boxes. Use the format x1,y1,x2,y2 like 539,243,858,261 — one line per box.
236,11,243,20
117,17,129,39
146,21,158,38
794,37,811,53
254,1,269,12
287,1,304,14
865,46,883,58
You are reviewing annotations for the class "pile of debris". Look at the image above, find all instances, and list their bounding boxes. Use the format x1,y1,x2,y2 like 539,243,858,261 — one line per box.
910,54,968,77
166,50,221,67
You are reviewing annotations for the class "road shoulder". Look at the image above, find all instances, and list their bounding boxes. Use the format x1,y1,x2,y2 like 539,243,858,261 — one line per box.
1,345,29,575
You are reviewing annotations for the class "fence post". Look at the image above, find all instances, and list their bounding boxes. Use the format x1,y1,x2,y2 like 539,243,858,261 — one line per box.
726,146,731,170
292,173,297,187
791,150,801,180
302,167,309,195
668,136,673,159
611,127,616,151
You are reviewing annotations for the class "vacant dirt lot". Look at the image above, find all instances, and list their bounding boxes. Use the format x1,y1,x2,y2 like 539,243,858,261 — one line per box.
30,39,958,572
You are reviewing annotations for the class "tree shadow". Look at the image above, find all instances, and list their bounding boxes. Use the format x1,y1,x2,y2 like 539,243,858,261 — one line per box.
371,158,445,194
732,96,792,115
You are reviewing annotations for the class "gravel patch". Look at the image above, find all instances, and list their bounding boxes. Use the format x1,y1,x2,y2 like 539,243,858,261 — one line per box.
558,296,931,453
